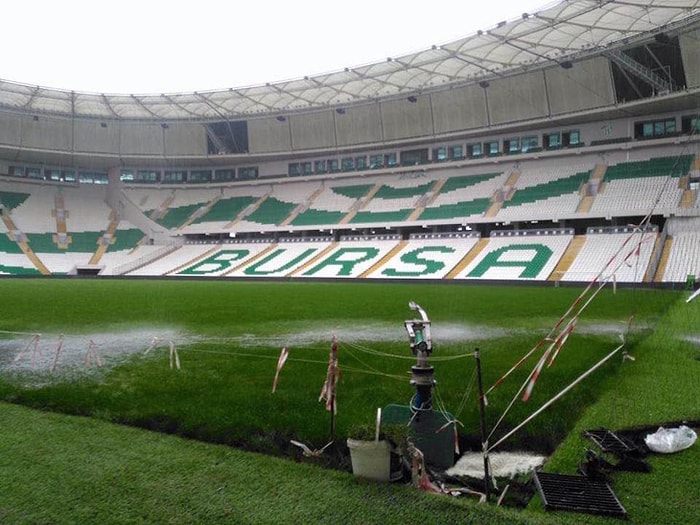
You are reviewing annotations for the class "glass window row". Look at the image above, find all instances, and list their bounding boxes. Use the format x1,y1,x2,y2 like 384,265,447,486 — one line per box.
119,167,258,184
7,166,107,184
633,113,700,139
14,113,700,185
288,129,582,176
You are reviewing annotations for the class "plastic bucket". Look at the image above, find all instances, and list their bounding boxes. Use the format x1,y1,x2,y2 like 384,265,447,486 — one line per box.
347,438,391,481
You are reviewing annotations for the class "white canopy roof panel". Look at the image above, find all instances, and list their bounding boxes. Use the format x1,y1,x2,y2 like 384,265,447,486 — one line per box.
1,0,698,121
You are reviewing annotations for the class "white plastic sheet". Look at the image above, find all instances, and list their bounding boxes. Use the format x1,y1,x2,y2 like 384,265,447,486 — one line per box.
644,425,697,454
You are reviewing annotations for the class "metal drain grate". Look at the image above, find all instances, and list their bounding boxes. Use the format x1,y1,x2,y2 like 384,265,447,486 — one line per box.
583,428,638,455
534,471,628,519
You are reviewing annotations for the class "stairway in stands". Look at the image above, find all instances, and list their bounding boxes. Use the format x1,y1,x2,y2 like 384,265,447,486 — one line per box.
280,185,326,227
484,170,520,217
359,240,407,277
88,216,120,264
577,164,607,213
0,214,50,275
339,183,381,224
225,192,271,229
548,235,586,281
445,237,489,278
53,192,70,249
406,179,447,221
652,236,673,282
285,242,338,277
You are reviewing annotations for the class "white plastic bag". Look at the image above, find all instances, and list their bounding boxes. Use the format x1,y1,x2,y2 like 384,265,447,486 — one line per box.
644,425,697,454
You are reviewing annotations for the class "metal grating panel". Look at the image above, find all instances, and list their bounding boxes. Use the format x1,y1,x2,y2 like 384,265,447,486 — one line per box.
534,471,627,519
583,428,638,455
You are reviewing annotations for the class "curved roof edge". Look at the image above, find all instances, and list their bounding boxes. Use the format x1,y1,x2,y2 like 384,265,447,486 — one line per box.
1,0,699,121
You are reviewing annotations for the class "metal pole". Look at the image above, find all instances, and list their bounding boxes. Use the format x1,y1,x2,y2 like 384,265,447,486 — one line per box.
488,343,625,453
475,347,490,503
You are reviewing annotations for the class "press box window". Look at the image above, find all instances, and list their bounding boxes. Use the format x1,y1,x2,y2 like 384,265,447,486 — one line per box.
214,169,234,182
369,155,383,169
467,143,482,158
562,130,581,147
544,132,561,149
681,114,700,133
238,167,258,180
189,170,212,183
45,169,62,181
79,171,106,184
433,147,447,162
136,170,159,183
449,145,464,160
485,141,499,156
521,136,538,152
341,157,354,171
504,137,520,154
26,167,43,179
163,171,186,183
400,149,427,166
634,118,676,139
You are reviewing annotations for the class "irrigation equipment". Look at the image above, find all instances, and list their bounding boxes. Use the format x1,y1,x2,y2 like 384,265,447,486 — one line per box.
405,300,435,412
397,301,455,469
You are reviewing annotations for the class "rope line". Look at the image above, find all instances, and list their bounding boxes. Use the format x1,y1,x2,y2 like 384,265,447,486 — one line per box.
342,340,476,362
484,135,699,448
164,345,408,381
486,232,652,442
453,365,477,421
488,343,625,453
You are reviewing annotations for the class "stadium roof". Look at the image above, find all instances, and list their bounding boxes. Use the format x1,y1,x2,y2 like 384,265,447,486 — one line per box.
1,0,699,121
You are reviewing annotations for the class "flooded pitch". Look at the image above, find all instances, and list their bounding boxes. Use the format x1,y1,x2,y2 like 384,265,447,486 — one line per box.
0,320,504,374
0,318,681,376
0,327,191,373
225,320,507,348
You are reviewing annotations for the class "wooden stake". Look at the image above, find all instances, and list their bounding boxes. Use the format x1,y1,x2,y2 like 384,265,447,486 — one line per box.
50,335,64,373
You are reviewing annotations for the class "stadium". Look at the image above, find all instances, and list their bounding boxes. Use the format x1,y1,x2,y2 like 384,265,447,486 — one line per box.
1,1,699,523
